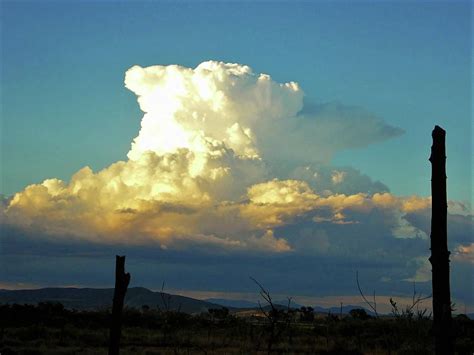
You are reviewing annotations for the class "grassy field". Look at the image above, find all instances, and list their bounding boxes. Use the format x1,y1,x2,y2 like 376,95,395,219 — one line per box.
1,303,473,354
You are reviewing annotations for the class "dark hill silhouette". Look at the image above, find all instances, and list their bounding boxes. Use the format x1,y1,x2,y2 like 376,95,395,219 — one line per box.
0,287,226,313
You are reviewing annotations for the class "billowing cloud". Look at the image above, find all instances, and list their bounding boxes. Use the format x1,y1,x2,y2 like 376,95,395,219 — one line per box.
1,61,470,269
124,62,302,162
289,165,390,195
260,102,405,165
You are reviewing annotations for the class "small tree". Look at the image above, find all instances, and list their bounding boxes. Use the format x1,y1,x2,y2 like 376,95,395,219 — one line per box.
349,308,370,320
300,306,315,322
208,307,230,321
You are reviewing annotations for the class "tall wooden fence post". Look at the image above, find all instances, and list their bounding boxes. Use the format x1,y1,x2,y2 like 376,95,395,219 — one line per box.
429,125,453,355
109,255,131,355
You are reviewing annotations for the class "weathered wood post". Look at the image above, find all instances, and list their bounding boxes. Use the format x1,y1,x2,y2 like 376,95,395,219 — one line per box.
109,255,131,355
429,125,453,355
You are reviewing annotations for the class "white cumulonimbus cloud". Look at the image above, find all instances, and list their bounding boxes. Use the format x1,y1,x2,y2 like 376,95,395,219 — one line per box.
3,61,472,263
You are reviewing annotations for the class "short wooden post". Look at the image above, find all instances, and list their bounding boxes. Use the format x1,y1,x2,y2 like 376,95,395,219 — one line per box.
108,255,131,355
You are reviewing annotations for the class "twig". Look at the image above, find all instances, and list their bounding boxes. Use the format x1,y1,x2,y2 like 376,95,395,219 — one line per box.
356,271,379,317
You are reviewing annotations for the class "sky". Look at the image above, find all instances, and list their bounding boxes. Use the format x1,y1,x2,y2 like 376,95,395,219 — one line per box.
1,0,472,311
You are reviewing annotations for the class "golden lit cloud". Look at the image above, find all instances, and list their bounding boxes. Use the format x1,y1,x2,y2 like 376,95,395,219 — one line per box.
2,61,467,254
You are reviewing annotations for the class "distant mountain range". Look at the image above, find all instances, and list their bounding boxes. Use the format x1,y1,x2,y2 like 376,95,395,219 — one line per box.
2,287,471,319
205,298,303,309
0,287,225,314
206,298,374,315
0,288,365,315
312,305,376,316
205,298,259,309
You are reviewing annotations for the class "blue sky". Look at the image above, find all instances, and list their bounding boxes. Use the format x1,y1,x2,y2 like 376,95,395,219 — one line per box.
1,1,472,310
2,0,471,200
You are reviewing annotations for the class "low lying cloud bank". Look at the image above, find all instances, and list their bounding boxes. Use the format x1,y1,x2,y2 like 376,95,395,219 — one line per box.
1,61,472,289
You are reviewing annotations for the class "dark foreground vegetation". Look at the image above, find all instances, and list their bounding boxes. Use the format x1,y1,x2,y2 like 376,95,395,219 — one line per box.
1,303,473,354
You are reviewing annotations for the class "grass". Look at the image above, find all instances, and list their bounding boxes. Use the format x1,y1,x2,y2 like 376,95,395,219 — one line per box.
1,303,473,354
